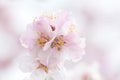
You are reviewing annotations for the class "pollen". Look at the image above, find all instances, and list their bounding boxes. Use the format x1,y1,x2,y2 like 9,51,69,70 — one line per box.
38,33,50,48
38,38,46,44
43,13,53,20
37,63,48,73
58,40,65,45
69,24,74,32
51,35,65,51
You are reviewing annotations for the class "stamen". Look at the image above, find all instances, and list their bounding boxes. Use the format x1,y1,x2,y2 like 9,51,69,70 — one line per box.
38,33,50,48
43,13,53,20
51,35,65,51
58,40,65,45
69,24,74,32
37,63,48,73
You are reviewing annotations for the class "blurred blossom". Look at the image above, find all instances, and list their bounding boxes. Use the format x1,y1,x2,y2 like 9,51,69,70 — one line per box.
0,1,23,70
65,62,104,80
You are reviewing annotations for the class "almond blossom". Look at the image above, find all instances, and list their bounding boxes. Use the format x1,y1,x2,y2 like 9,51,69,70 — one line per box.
20,11,85,74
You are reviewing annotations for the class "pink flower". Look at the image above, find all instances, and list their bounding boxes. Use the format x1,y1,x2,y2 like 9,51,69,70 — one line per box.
20,11,85,73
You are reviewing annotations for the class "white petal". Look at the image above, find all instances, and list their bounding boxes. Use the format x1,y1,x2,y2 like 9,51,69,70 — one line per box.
18,54,38,72
30,69,47,80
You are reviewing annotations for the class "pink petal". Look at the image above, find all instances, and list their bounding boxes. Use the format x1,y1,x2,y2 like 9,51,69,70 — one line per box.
63,33,85,62
20,24,39,49
53,10,70,33
33,17,53,37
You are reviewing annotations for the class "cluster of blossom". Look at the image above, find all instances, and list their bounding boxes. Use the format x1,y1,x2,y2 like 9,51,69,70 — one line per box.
19,11,85,80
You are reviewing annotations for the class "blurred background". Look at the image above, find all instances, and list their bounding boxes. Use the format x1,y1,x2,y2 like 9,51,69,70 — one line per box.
0,0,120,80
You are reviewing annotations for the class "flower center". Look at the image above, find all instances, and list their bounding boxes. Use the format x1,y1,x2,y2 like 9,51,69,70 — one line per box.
38,33,65,51
38,33,50,48
51,35,65,51
37,63,48,73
